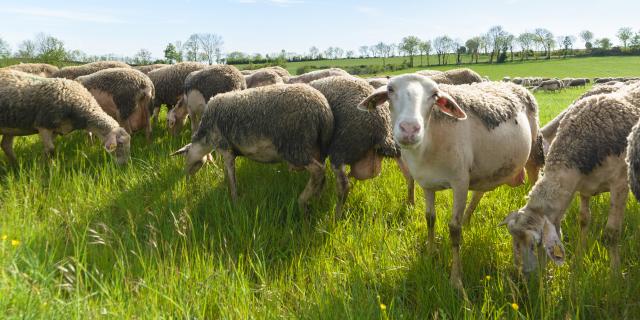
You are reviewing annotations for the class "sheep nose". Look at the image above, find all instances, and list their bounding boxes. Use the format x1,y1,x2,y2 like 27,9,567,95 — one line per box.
399,121,420,135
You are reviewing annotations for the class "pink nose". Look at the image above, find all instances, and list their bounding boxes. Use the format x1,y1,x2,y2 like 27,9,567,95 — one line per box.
399,121,420,135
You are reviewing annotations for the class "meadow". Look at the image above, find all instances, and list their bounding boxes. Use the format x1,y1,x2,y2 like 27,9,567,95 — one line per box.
1,57,640,319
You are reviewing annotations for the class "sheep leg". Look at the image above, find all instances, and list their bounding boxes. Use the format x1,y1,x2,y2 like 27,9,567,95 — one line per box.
221,150,238,202
605,181,629,273
37,128,56,160
423,188,436,251
151,107,160,125
395,157,415,205
298,159,325,214
449,183,469,298
1,135,17,165
332,164,349,219
577,194,591,258
462,191,484,226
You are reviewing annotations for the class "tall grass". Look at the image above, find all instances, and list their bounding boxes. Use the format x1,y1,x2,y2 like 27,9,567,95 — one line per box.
1,59,640,319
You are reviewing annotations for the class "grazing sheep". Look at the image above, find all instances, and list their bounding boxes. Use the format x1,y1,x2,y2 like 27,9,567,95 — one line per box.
359,74,542,293
0,70,130,165
240,66,291,78
3,63,59,77
285,68,350,84
147,62,206,129
512,77,523,85
309,76,399,215
134,64,169,74
502,76,511,82
541,81,630,154
240,70,253,75
244,69,284,88
416,70,444,77
76,68,155,141
365,77,390,89
627,119,640,201
171,84,333,212
502,82,640,274
429,68,484,85
52,61,131,79
532,79,563,92
168,65,246,134
568,78,589,87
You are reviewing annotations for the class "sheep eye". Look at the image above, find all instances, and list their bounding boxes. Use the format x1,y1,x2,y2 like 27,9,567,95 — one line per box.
387,86,394,93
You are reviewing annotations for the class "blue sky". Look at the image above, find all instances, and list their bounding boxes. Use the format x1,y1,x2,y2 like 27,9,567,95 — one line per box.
0,0,638,58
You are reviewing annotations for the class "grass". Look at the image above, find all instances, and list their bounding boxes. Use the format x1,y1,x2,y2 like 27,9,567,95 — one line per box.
2,57,640,319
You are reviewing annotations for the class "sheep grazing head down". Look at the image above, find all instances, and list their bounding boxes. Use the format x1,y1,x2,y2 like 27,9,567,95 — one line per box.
171,142,210,175
358,74,466,148
166,96,189,135
104,127,131,165
500,210,565,273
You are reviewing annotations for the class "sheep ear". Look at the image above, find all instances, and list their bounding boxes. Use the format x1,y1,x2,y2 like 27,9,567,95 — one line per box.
358,87,388,111
104,134,117,152
170,143,191,156
435,91,467,120
499,211,519,227
542,217,565,265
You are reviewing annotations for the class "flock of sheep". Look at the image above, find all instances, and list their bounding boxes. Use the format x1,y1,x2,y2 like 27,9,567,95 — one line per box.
1,60,640,296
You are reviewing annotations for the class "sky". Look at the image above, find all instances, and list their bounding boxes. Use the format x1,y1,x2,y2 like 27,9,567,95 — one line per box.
0,0,639,59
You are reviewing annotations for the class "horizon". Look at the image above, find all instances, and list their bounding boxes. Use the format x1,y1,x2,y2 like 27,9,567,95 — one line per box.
0,0,639,60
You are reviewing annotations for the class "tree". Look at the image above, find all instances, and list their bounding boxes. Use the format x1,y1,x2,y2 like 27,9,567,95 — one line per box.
359,45,369,58
184,34,200,61
173,41,184,62
0,37,10,59
617,27,633,49
433,36,452,65
346,50,354,58
164,43,180,64
16,40,36,59
631,31,640,49
133,49,153,65
485,26,508,63
399,36,420,67
309,46,319,59
557,35,575,58
34,33,67,63
517,32,535,60
334,47,344,59
504,33,515,62
465,37,480,63
418,40,432,66
533,28,554,59
580,30,594,49
197,33,223,64
595,38,612,50
67,49,88,62
324,47,335,59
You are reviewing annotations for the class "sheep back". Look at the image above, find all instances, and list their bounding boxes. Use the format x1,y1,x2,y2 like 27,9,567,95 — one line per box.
184,65,246,99
148,62,206,109
52,61,131,79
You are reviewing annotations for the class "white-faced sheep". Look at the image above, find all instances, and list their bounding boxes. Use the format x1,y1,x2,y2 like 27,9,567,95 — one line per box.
359,74,543,293
309,76,399,216
76,68,155,141
171,84,333,212
532,79,563,92
502,81,640,274
3,63,59,77
0,70,130,165
52,61,131,79
147,62,206,130
244,69,284,88
134,64,169,74
285,68,351,84
167,65,246,134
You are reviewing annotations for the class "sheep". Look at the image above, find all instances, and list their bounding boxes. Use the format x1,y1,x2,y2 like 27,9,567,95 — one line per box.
568,78,589,87
417,70,444,77
240,70,254,75
285,68,350,84
240,66,291,78
147,62,206,130
167,65,246,134
171,84,333,212
501,82,640,274
51,61,131,79
309,76,399,216
628,119,640,201
0,70,130,165
133,64,169,74
244,69,284,88
429,68,484,85
561,78,574,87
532,79,563,92
502,76,511,82
359,74,543,293
365,77,390,89
76,68,155,141
2,63,59,77
541,81,630,154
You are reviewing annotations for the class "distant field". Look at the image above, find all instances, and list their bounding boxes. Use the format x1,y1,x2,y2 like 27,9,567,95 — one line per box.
1,57,640,318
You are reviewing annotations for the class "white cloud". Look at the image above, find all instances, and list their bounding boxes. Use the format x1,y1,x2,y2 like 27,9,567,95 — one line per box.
0,5,125,24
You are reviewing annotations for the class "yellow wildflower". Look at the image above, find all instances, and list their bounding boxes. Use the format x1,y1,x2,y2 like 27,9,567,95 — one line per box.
11,239,20,247
511,303,519,311
380,303,387,311
485,275,491,281
1,235,7,241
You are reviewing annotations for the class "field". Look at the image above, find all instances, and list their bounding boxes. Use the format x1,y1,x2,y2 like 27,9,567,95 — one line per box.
1,57,640,319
